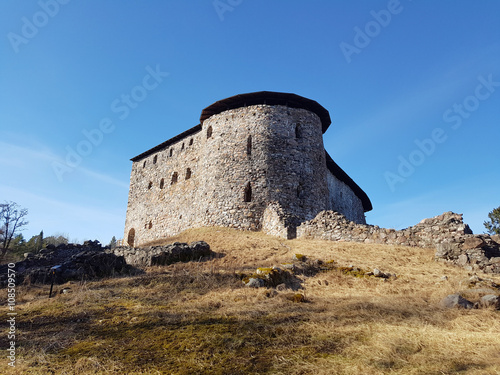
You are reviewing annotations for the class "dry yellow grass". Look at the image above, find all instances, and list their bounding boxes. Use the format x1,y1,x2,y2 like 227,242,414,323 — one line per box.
3,227,500,374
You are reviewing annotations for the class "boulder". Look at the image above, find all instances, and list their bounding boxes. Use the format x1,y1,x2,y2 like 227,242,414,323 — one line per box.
461,237,486,250
150,241,212,266
439,294,474,309
490,234,500,246
245,277,265,288
457,254,469,266
435,242,460,258
480,295,500,309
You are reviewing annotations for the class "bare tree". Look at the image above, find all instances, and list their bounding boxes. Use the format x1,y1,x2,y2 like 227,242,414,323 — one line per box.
0,201,29,257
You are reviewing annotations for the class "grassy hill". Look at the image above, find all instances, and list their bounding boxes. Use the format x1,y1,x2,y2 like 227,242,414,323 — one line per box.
4,227,500,374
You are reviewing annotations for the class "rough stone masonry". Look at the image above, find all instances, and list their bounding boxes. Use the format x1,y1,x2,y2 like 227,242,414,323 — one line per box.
124,91,372,246
297,210,500,274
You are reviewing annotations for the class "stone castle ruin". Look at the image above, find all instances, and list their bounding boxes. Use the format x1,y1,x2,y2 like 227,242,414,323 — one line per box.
124,91,372,247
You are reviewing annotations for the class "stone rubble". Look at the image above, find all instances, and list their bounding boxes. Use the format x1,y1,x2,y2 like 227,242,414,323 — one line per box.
297,211,500,274
0,240,213,286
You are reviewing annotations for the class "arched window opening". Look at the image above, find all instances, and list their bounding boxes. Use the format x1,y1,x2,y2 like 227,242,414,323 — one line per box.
148,221,152,229
171,172,178,185
207,126,213,139
297,183,304,199
148,181,153,189
244,182,252,202
153,155,157,164
181,143,185,150
185,168,192,180
247,135,252,157
160,178,164,189
169,148,173,157
127,228,135,247
295,123,302,139
189,138,193,146
143,160,147,168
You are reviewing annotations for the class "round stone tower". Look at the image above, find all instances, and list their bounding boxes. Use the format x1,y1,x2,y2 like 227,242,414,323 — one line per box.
197,91,331,235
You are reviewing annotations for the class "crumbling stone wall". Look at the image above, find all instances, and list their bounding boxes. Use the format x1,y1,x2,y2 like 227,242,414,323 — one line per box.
297,211,500,274
297,211,471,247
436,235,500,274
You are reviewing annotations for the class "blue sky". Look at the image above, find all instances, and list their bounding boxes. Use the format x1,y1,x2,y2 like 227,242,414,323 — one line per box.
1,0,499,244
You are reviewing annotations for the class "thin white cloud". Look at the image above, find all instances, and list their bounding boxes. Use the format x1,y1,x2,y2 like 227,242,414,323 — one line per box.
0,140,128,190
80,167,129,190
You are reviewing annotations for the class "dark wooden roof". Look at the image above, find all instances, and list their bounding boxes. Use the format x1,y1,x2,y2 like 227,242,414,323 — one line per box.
130,124,201,161
200,91,332,133
325,151,372,212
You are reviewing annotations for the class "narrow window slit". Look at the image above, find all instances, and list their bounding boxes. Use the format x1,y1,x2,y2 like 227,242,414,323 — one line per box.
171,172,178,184
247,135,252,156
244,182,252,202
295,123,302,138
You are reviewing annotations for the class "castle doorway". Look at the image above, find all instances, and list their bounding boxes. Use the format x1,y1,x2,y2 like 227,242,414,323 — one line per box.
127,228,135,247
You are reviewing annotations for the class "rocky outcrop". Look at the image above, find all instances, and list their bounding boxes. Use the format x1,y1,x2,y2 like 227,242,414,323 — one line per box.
110,241,213,267
0,241,133,286
0,240,213,286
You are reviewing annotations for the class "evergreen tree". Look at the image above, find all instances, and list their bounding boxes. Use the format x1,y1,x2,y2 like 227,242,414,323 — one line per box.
38,230,44,251
10,234,27,253
108,236,117,249
484,206,500,235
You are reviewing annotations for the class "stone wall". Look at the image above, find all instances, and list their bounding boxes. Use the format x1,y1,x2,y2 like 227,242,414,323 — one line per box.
296,210,500,273
124,102,368,246
261,202,300,239
124,127,204,247
326,172,365,224
297,211,471,247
